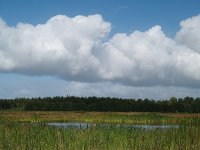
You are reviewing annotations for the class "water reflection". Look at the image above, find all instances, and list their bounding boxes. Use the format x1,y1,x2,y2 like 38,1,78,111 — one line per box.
47,122,179,130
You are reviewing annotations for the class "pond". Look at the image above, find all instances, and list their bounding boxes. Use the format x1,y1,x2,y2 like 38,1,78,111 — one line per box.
47,122,179,130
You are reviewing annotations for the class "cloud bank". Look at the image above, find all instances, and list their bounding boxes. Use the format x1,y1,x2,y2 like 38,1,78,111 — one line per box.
0,14,200,87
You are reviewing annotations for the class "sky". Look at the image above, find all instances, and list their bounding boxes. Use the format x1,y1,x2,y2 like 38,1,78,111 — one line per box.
0,0,200,99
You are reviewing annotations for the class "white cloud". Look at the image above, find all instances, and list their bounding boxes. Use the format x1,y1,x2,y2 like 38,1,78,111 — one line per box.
176,15,200,53
0,14,200,87
0,14,111,80
99,23,200,86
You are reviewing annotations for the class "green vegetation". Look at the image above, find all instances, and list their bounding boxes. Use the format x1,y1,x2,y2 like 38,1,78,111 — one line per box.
0,111,199,125
0,119,199,149
0,96,199,149
0,96,200,112
0,111,200,149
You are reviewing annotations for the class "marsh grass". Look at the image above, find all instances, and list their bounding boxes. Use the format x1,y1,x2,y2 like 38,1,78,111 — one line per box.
0,111,200,149
0,122,199,150
0,111,199,125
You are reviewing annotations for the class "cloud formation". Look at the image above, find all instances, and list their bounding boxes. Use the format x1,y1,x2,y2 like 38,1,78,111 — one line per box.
0,14,200,87
0,14,111,80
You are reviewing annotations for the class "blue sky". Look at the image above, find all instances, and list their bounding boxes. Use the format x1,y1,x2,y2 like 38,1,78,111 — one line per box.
0,0,200,99
1,0,200,35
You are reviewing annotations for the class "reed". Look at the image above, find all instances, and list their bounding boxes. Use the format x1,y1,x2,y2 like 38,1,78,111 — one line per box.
0,121,199,150
0,111,199,149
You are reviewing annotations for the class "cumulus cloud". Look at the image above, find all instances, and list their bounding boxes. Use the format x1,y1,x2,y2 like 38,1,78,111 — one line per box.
99,24,200,86
0,14,111,80
0,14,200,87
176,15,200,53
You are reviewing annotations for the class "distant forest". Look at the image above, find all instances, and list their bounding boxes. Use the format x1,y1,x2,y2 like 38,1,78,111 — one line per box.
0,96,200,112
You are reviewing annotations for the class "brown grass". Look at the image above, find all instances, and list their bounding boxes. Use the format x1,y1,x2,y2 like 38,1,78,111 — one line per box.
0,111,199,123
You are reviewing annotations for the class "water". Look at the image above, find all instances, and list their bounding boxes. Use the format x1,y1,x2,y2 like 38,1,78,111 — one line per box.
47,122,92,129
47,122,179,130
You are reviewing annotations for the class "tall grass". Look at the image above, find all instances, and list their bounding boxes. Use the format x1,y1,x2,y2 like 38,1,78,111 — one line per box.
0,121,199,150
0,112,200,149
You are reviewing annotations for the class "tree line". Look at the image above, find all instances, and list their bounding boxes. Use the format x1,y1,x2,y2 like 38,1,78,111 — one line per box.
0,96,200,112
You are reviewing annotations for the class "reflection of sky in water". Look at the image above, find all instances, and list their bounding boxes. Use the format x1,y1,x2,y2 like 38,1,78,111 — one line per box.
47,122,179,130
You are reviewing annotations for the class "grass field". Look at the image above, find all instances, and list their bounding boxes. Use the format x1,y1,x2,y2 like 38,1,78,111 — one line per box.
0,111,199,124
0,111,200,149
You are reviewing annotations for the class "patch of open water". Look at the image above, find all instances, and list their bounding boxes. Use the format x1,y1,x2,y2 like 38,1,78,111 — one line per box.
47,122,179,130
